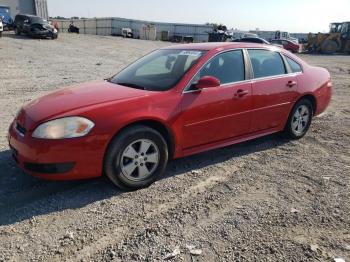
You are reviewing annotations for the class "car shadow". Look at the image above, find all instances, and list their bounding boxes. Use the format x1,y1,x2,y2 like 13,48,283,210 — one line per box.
0,133,290,226
164,133,290,180
2,32,50,40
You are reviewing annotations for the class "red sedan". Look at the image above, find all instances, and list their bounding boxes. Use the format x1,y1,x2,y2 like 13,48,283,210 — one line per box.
8,42,332,189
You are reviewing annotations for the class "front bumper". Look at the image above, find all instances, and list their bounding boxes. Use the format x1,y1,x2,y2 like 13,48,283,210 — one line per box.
29,30,57,38
8,122,107,180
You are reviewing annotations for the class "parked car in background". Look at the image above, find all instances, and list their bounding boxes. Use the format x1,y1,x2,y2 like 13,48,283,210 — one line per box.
271,39,300,53
232,37,270,44
0,18,3,37
8,42,332,190
0,5,13,30
232,37,284,48
14,14,58,39
241,33,259,38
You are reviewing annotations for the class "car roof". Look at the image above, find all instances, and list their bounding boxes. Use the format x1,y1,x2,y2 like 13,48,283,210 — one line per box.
163,42,280,51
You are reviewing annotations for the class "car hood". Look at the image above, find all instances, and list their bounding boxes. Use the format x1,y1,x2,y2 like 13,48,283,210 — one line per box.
18,80,149,129
31,23,53,31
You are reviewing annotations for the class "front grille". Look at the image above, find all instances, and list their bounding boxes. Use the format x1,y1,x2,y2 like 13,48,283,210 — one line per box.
15,123,27,136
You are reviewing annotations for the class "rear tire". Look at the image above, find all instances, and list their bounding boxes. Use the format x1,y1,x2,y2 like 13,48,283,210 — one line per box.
104,125,168,190
284,99,313,139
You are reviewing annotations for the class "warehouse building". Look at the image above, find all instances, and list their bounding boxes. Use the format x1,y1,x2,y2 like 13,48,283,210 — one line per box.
53,17,213,42
0,0,48,19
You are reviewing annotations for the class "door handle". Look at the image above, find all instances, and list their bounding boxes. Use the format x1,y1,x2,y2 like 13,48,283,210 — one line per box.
287,81,297,88
235,89,249,98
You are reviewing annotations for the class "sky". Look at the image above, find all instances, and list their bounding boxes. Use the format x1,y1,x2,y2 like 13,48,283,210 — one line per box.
47,0,350,33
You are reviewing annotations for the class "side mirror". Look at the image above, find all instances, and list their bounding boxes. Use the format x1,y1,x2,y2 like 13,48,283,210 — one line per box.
195,76,220,90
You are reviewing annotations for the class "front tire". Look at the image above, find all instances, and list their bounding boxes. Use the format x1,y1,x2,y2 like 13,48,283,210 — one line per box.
104,125,168,190
15,27,21,35
284,99,313,139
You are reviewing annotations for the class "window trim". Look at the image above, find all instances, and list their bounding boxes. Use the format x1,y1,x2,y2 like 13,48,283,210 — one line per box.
244,49,303,81
182,47,304,94
182,48,249,93
283,54,304,73
246,48,288,80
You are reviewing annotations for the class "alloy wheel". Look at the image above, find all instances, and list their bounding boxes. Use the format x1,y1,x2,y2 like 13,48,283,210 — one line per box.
291,105,310,135
120,139,160,181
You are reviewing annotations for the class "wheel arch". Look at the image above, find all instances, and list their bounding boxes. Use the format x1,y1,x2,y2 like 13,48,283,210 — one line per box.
295,94,317,115
106,119,176,160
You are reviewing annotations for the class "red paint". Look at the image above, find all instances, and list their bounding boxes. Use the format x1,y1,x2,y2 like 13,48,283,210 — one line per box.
195,76,221,89
8,43,332,180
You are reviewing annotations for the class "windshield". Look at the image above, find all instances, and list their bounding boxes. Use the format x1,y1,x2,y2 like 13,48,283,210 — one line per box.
30,16,47,25
110,49,206,91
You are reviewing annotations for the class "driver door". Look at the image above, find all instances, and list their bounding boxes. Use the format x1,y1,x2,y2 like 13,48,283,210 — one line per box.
180,50,252,149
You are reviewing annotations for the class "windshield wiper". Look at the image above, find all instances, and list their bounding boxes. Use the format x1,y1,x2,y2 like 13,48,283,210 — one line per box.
116,82,147,90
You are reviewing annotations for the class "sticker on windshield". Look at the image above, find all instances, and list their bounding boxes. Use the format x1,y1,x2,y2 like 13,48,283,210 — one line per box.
179,51,202,56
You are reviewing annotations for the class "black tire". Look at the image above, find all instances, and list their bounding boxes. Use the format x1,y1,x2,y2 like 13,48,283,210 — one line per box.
0,32,2,38
321,39,339,54
284,98,313,139
104,125,168,190
15,27,21,35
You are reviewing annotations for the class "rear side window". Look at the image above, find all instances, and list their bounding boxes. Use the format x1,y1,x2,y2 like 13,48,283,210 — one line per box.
285,56,302,73
199,50,245,84
248,49,286,78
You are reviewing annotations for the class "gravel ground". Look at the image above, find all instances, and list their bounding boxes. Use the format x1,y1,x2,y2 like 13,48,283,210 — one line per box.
0,32,349,262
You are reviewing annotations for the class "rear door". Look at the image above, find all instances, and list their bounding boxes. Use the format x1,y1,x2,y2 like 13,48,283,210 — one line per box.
180,49,252,149
247,49,298,132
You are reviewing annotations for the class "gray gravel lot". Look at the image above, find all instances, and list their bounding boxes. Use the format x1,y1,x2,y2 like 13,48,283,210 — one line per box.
0,32,349,261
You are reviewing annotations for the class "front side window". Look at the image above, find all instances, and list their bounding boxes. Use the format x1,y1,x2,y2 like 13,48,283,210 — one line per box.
248,49,286,78
197,50,245,85
285,56,302,73
110,49,205,91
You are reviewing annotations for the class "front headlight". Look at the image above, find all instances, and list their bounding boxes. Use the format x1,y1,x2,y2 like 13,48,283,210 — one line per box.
32,117,94,139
